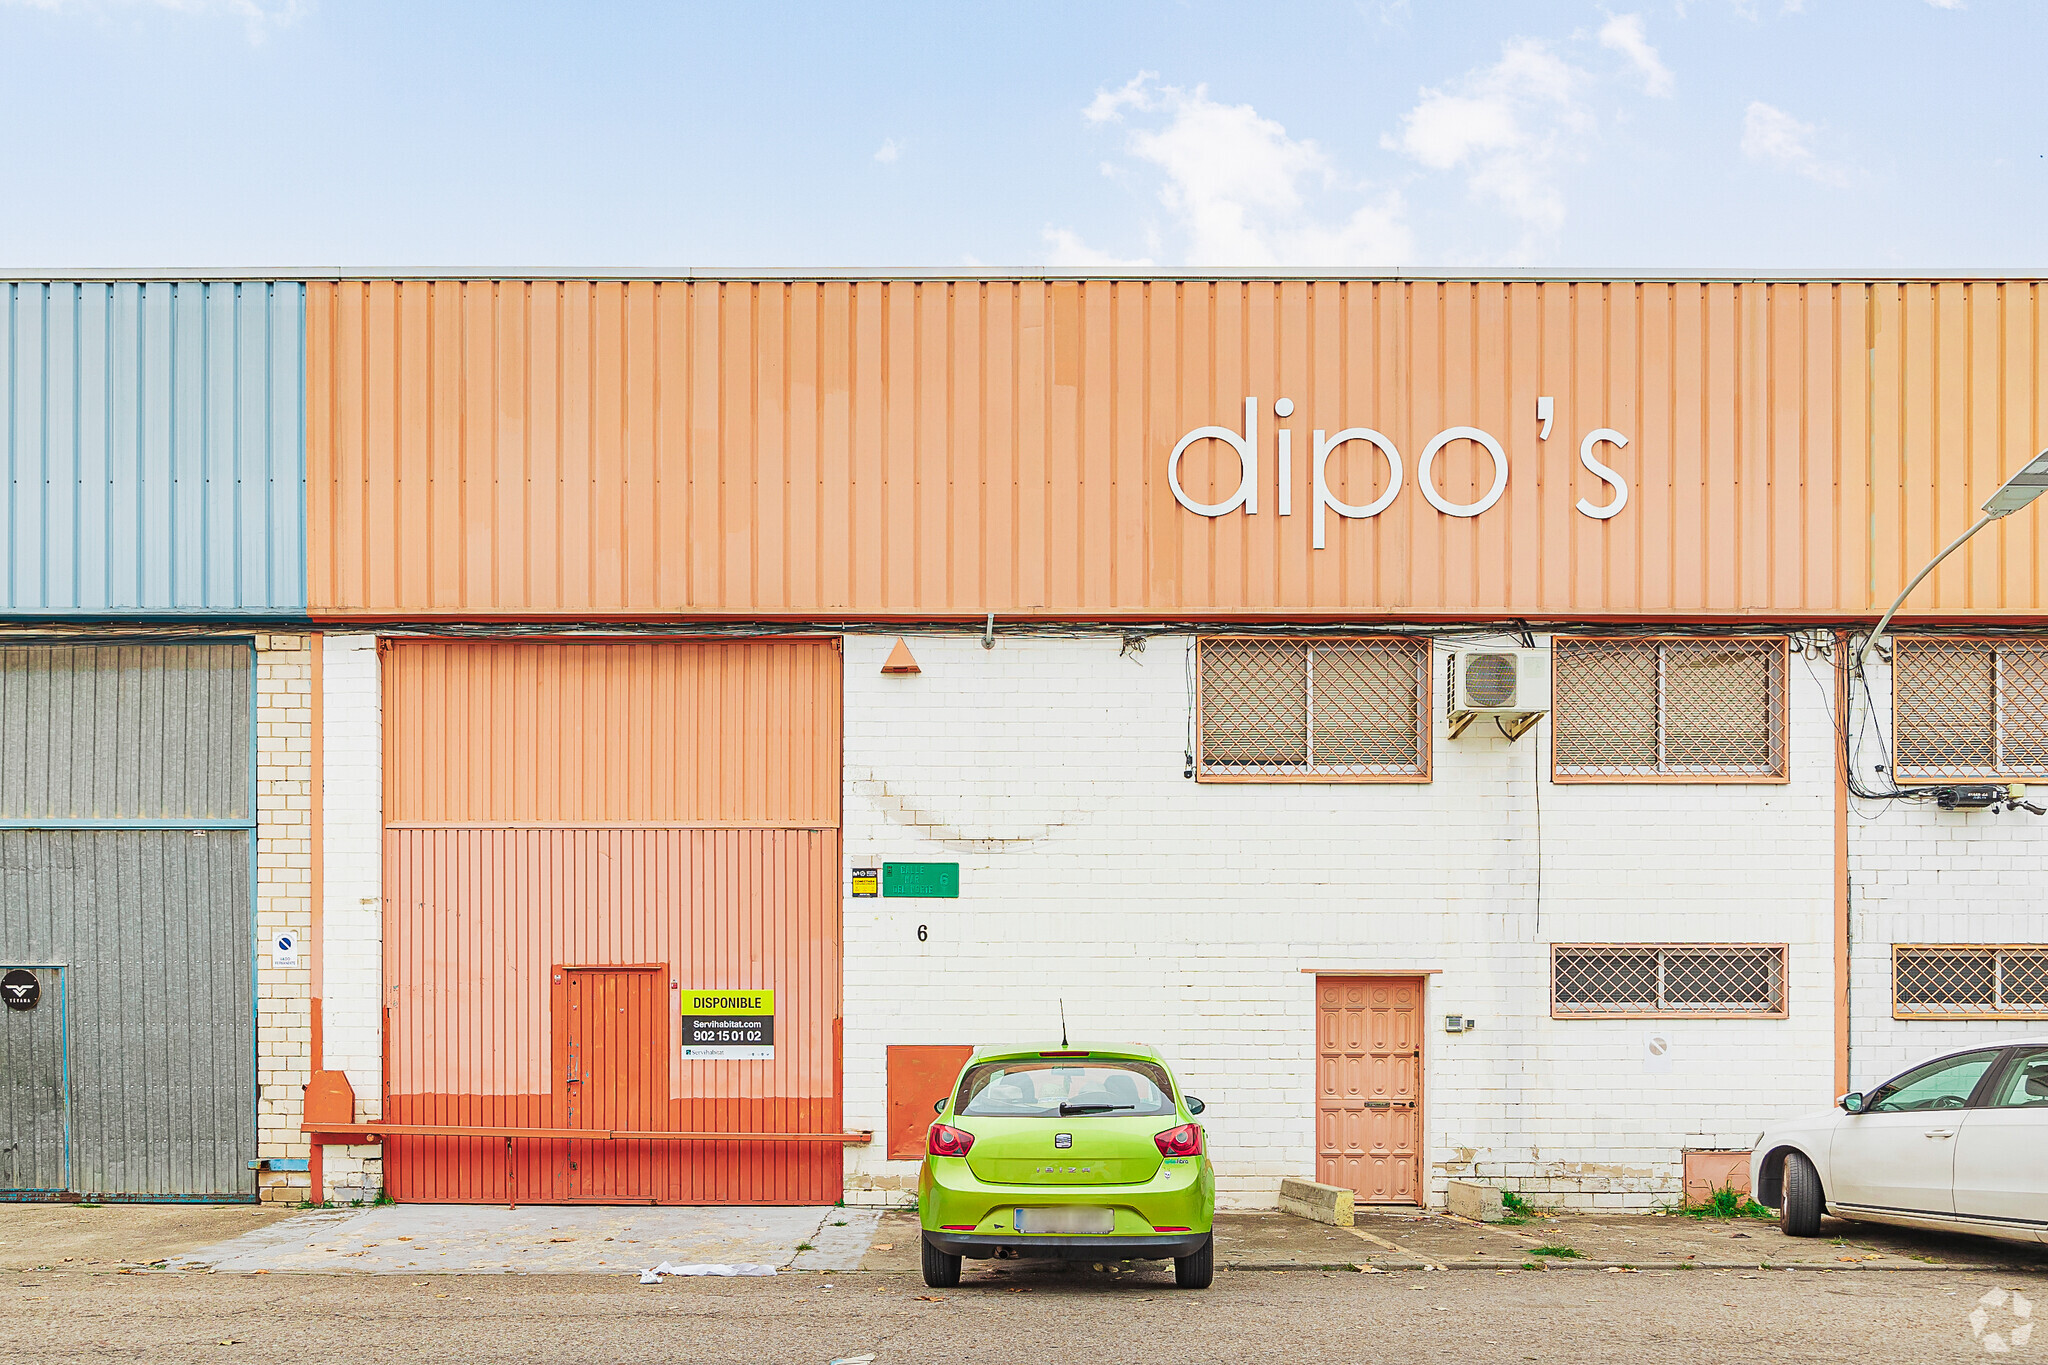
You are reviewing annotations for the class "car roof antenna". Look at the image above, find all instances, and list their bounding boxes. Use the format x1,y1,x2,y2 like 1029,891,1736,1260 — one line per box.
1059,998,1068,1049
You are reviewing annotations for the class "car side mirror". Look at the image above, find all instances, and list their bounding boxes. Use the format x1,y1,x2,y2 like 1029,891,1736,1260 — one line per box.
1186,1096,1206,1115
933,1098,946,1114
1837,1091,1866,1114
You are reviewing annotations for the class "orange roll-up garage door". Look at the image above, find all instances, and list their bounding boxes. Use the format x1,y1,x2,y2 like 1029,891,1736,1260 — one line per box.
382,638,842,1204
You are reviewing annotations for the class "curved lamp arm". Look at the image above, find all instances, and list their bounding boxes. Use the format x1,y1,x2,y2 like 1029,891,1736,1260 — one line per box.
1861,447,2048,670
1859,511,1997,668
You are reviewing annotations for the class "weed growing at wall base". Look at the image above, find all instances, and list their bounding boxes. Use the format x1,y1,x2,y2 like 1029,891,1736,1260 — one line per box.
1673,1185,1774,1220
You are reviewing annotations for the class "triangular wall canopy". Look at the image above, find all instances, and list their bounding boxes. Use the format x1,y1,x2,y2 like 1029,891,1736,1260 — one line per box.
881,639,921,674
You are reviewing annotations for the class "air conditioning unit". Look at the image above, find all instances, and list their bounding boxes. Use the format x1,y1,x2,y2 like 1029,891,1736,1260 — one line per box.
1447,647,1549,741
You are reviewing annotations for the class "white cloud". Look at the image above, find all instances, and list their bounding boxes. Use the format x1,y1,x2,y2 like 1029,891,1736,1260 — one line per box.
1924,0,1964,7
1599,14,1674,97
0,0,306,39
1741,100,1847,185
1084,71,1157,124
873,139,900,164
1040,228,1156,269
1392,93,1522,170
1064,73,1411,267
1383,38,1589,233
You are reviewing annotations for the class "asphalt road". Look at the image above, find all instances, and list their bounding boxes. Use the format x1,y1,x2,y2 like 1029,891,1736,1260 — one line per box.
5,1264,2040,1364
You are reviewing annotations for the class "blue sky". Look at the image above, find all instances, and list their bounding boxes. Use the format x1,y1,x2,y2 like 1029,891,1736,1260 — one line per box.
0,0,2041,270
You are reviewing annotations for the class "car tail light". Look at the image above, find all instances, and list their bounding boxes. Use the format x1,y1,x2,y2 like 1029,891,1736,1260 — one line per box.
928,1123,976,1158
1154,1123,1203,1157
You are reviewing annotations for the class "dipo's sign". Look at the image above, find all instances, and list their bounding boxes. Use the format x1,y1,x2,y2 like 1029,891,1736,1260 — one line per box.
1168,396,1630,548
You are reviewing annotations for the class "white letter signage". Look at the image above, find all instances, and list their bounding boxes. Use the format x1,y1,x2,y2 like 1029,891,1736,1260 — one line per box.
1168,396,1260,517
1312,428,1403,549
1416,426,1510,518
1169,398,1633,545
1576,429,1630,520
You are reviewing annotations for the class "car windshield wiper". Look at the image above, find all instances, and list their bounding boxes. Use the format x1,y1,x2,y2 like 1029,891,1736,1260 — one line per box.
1058,1102,1134,1115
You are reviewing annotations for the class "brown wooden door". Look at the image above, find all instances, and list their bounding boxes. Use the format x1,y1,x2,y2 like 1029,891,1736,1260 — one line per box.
558,967,670,1201
1316,976,1423,1204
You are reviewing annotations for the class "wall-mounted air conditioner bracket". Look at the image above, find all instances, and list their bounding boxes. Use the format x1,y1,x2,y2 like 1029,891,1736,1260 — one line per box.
1448,709,1543,742
1496,712,1542,742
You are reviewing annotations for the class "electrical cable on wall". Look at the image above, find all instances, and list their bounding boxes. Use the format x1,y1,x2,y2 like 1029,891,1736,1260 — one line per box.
16,615,2048,647
1836,628,2044,816
1502,711,1545,937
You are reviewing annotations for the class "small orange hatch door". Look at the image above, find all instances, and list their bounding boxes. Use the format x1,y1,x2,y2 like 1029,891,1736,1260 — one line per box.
557,967,669,1200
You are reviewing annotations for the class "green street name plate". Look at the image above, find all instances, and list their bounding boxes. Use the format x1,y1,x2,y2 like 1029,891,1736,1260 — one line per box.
883,861,959,898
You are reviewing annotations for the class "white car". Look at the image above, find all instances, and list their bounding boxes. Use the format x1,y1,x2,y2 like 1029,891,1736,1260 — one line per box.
1752,1039,2048,1246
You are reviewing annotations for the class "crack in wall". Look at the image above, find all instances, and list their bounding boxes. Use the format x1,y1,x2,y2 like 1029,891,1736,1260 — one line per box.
849,773,1098,852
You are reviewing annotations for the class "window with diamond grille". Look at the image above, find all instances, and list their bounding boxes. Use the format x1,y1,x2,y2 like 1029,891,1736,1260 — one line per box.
1551,637,1787,781
1551,944,1788,1017
1893,946,2048,1019
1892,638,2048,779
1197,636,1430,781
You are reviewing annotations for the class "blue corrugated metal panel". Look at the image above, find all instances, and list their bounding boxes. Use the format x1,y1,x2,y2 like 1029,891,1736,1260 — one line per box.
2,282,306,616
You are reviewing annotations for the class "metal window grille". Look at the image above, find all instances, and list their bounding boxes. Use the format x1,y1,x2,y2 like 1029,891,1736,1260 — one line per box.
1551,944,1788,1017
1197,636,1430,781
1893,638,2048,779
1552,637,1787,781
1893,945,2048,1019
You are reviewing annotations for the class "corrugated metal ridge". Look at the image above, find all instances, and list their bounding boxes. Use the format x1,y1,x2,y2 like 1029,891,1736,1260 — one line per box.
0,614,313,624
6,268,2048,283
293,610,2048,625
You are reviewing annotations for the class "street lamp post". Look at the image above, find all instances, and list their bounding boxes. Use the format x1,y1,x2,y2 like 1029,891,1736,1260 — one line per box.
1860,447,2048,668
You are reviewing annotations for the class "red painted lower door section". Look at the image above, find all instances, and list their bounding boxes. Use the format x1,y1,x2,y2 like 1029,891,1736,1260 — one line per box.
1316,976,1423,1205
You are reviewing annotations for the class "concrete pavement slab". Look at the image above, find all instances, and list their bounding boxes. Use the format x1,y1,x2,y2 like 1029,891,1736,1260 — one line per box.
859,1210,1383,1273
859,1206,2048,1273
1426,1210,2048,1270
165,1204,853,1274
18,1199,2040,1279
0,1203,300,1271
790,1206,885,1271
860,1210,921,1272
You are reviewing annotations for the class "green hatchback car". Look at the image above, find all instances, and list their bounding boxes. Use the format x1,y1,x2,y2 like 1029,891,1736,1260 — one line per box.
917,1043,1216,1289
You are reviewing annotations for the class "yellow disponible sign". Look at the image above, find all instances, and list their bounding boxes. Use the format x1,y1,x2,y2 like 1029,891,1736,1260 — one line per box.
680,990,775,1060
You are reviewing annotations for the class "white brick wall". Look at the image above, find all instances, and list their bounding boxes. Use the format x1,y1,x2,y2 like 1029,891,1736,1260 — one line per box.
1846,652,2048,1089
841,632,1841,1211
293,628,2041,1211
254,634,314,1202
320,633,385,1202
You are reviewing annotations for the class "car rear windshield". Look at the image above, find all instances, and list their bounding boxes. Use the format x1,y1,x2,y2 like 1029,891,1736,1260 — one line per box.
954,1058,1178,1118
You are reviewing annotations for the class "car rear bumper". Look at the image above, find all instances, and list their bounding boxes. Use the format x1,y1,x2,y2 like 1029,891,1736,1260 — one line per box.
923,1230,1210,1260
917,1153,1215,1253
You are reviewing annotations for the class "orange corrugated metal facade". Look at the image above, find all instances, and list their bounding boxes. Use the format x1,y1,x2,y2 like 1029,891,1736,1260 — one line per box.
293,274,2048,1211
382,638,843,1204
307,278,2048,623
